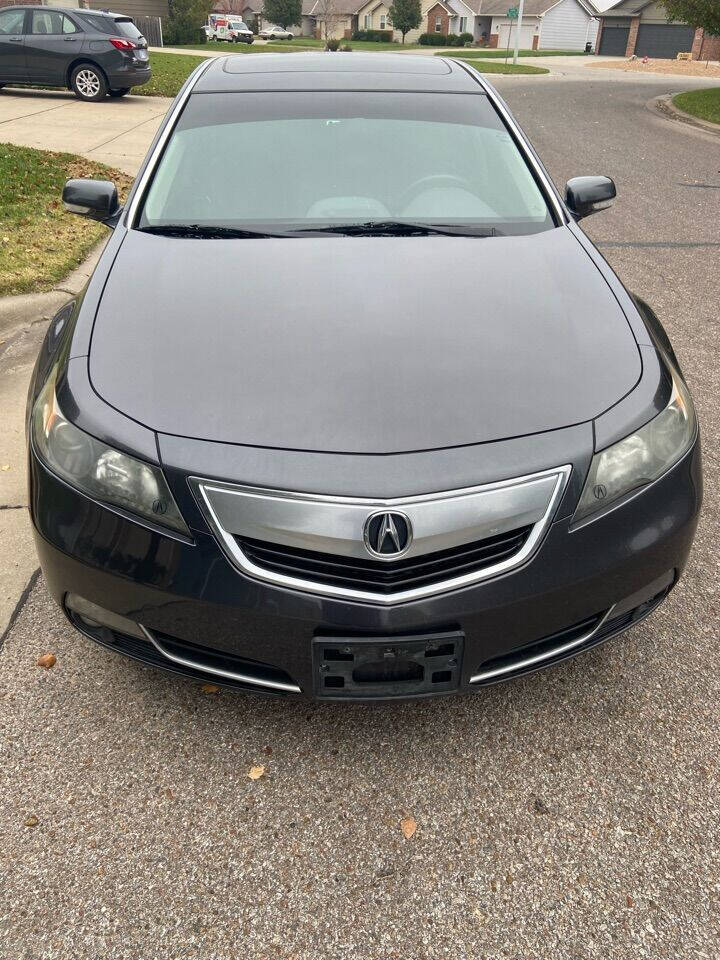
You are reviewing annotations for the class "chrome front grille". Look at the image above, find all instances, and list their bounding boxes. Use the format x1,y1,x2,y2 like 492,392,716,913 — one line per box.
239,525,533,596
191,465,571,604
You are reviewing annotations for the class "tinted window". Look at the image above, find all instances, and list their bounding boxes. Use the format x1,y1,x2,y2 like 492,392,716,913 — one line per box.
76,13,114,33
76,13,141,38
140,92,553,235
0,8,25,33
31,10,64,34
113,17,143,39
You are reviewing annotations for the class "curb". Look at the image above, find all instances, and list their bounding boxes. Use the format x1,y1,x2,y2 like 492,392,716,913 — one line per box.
0,240,106,341
650,93,720,138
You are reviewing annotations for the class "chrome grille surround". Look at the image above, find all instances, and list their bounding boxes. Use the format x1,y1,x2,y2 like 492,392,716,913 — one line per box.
190,465,571,605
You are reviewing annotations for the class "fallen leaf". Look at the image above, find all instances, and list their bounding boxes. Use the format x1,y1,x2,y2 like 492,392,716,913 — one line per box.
36,653,56,669
249,765,266,781
626,895,635,908
1,464,10,471
201,682,220,694
24,815,39,828
400,816,417,839
263,745,273,756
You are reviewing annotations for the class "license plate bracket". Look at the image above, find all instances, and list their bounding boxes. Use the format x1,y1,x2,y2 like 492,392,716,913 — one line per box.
313,630,464,699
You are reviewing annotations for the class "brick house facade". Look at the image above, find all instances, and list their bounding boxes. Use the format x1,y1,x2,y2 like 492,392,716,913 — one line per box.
426,1,451,36
692,27,720,60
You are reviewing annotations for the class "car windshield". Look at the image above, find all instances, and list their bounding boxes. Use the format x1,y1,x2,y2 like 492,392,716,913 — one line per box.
138,92,554,236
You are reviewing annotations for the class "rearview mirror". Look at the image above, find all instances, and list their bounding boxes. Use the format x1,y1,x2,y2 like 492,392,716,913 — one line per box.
565,176,616,220
62,179,121,226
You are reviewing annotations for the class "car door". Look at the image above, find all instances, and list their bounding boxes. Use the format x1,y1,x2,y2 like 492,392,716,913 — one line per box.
24,9,81,85
0,7,28,82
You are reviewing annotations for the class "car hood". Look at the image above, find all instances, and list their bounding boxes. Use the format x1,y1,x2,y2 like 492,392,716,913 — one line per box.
89,228,641,455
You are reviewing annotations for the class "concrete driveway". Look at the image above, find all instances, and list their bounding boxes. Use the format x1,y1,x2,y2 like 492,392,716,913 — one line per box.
1,71,719,959
0,88,171,175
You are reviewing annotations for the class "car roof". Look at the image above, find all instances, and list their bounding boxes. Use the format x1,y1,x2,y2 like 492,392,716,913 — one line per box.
192,53,486,95
3,5,129,16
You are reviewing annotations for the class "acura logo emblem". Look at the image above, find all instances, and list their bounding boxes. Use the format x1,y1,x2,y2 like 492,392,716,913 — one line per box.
363,511,412,559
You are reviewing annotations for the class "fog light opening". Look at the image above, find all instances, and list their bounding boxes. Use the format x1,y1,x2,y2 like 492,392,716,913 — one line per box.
64,594,145,640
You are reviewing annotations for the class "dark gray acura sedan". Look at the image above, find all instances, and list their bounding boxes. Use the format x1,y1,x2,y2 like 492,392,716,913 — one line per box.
27,54,702,700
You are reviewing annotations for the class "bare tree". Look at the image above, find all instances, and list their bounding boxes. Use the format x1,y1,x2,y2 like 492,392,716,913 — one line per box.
314,0,343,40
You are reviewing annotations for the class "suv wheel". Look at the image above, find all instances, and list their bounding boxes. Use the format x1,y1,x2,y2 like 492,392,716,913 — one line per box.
108,87,131,98
70,64,108,102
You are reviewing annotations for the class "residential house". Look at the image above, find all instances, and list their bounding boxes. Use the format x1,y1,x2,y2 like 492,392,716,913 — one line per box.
220,0,361,38
356,0,599,48
472,0,599,50
215,0,600,44
596,0,720,60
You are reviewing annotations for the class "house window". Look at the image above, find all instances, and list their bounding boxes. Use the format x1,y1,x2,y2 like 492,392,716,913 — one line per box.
459,16,467,31
435,16,442,31
380,14,387,28
364,13,370,27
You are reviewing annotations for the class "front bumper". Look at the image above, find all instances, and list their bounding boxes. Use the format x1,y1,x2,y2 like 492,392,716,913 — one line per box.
30,441,702,699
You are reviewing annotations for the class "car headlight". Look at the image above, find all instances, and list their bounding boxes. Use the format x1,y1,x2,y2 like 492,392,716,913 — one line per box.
575,368,696,523
32,368,189,535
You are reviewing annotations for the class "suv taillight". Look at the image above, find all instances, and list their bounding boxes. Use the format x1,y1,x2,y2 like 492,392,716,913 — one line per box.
109,36,136,50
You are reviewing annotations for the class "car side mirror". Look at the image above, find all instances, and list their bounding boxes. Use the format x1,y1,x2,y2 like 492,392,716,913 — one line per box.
62,178,121,226
565,176,616,220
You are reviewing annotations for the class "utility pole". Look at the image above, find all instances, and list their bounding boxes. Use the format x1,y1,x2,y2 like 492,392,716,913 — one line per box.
512,0,524,65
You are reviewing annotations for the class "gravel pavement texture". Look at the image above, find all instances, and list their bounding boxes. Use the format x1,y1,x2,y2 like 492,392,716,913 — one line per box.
591,58,720,78
1,76,718,960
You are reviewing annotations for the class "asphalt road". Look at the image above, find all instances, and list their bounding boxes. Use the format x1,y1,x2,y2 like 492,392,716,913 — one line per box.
1,77,718,960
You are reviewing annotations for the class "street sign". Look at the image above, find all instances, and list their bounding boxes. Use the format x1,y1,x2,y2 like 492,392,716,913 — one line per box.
507,6,518,17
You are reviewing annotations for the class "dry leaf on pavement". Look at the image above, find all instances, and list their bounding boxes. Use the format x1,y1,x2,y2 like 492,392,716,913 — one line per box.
24,815,39,828
248,765,266,780
400,816,417,839
36,653,57,669
201,682,220,693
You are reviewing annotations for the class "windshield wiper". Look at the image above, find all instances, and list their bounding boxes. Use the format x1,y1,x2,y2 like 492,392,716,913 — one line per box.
138,224,293,239
137,221,497,239
291,220,496,238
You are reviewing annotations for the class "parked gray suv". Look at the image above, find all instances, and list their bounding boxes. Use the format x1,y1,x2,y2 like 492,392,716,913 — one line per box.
0,5,151,100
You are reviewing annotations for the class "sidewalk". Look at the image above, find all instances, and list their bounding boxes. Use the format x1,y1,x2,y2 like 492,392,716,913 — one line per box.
0,245,110,642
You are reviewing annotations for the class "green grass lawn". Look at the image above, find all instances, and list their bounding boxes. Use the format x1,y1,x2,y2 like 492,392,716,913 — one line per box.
0,144,132,296
449,57,549,74
437,48,586,58
132,51,210,97
267,38,426,50
164,39,315,52
171,38,426,52
673,87,720,125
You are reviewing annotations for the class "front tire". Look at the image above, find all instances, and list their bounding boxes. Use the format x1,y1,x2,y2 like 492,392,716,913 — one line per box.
70,64,107,102
108,87,130,98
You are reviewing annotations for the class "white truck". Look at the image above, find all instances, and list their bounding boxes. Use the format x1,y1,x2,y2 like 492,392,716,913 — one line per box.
204,15,254,43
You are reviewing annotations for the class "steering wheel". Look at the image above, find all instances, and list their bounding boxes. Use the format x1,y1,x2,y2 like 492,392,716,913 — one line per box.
396,174,474,212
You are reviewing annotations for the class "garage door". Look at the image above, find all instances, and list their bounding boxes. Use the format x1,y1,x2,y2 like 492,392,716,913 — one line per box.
497,22,536,50
635,23,695,58
599,22,629,55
